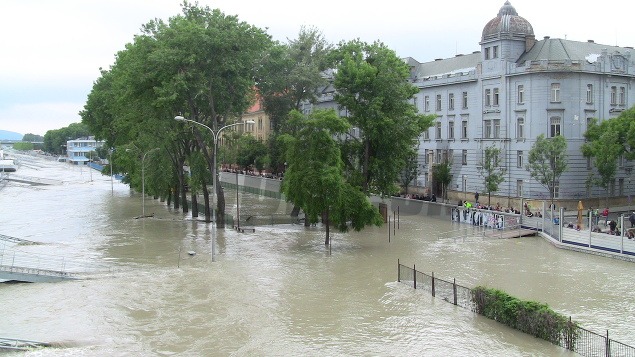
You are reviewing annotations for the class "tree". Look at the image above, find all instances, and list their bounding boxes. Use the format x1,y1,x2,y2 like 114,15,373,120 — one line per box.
236,135,268,171
281,109,382,246
432,161,452,202
81,2,272,226
22,133,43,142
478,145,507,206
583,128,621,204
331,40,435,196
582,111,635,204
257,26,333,134
13,142,34,151
43,123,90,154
526,134,568,207
399,151,419,194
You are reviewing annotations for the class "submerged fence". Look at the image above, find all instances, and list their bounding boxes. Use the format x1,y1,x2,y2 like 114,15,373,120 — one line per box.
397,261,635,357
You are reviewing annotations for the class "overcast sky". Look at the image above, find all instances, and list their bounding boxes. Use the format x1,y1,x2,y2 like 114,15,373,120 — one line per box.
1,0,634,136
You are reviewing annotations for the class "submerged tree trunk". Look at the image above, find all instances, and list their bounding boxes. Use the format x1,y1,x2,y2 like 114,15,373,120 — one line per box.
174,184,180,210
191,192,198,218
290,205,301,217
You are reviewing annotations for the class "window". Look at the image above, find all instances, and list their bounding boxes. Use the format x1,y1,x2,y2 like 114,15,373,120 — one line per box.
448,149,454,164
586,157,592,170
517,117,525,139
485,89,491,106
422,128,429,140
436,121,442,139
550,116,561,137
551,83,560,102
492,46,498,58
436,94,442,111
424,149,429,164
620,87,626,105
448,93,455,110
462,120,468,139
553,181,560,198
462,92,468,109
436,150,442,164
518,85,524,104
258,117,263,130
484,47,490,60
493,119,500,138
517,180,523,197
462,150,468,165
517,151,523,168
448,121,455,139
586,84,593,104
610,86,617,105
424,96,430,112
493,88,499,106
484,120,492,138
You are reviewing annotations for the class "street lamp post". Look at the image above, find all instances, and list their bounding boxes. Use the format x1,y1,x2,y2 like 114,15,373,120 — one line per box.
127,147,160,217
174,115,254,261
108,148,114,196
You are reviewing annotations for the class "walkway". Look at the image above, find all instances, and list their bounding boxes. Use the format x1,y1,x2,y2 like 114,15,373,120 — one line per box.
0,337,50,351
1,235,81,283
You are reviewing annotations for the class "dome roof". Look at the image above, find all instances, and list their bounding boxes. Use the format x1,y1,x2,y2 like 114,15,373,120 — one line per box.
482,1,534,41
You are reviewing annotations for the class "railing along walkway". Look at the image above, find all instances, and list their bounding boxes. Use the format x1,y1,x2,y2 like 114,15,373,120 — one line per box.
0,233,37,245
0,249,81,283
0,337,50,351
397,261,635,357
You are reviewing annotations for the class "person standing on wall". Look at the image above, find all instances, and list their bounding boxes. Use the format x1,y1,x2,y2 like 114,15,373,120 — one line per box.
475,192,479,204
601,207,610,226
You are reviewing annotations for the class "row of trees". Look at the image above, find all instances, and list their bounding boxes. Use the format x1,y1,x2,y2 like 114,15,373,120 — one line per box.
76,1,634,242
78,2,436,244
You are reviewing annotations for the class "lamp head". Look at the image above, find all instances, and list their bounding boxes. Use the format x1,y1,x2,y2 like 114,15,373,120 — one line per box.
174,115,185,121
245,120,255,124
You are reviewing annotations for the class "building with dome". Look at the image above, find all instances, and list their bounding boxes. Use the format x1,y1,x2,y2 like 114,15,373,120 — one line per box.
314,1,634,206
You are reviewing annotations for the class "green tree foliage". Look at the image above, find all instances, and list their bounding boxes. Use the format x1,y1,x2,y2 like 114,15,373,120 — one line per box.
236,135,268,171
399,151,419,194
281,109,382,245
477,145,506,206
526,134,568,206
257,26,333,133
331,40,435,196
43,123,90,154
81,2,272,225
432,161,452,201
13,142,34,151
22,133,43,142
582,111,635,202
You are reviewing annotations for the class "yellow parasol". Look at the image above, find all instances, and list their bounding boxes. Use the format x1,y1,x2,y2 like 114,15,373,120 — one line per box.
577,200,584,229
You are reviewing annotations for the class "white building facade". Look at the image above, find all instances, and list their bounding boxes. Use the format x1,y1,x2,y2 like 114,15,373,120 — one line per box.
310,1,634,204
66,137,104,165
409,1,634,202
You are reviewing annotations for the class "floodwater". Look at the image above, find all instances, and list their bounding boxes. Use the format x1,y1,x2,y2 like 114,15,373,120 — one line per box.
1,153,634,356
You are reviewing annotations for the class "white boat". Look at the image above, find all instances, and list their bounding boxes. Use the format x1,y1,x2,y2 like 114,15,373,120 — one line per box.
0,150,17,172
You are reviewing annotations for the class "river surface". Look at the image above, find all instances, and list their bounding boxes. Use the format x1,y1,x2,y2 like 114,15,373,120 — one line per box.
1,153,634,356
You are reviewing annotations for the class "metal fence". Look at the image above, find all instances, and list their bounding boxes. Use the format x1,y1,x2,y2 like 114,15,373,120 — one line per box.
221,181,283,200
397,261,635,357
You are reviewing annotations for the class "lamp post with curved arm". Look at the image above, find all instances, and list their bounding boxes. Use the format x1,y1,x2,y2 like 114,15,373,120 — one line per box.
128,147,161,217
174,115,254,261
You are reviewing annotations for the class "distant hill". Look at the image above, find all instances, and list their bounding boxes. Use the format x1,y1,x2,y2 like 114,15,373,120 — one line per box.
0,130,23,140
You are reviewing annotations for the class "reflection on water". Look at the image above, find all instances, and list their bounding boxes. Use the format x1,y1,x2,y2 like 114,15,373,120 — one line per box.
0,155,632,356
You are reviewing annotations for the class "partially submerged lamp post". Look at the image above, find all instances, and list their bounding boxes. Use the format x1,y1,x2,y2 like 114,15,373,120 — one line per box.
174,115,254,261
